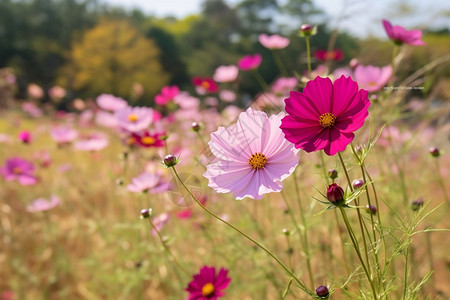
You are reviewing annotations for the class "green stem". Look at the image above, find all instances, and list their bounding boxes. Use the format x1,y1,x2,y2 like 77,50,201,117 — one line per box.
305,36,312,76
292,170,314,289
195,131,208,153
171,166,310,293
403,245,409,300
251,70,269,91
434,159,450,204
146,218,189,276
334,209,351,275
273,50,289,77
339,207,378,300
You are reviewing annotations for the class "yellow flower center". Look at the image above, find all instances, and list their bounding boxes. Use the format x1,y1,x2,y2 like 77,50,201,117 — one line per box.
201,81,211,90
319,113,336,128
141,136,156,145
368,81,377,87
248,152,267,170
13,167,22,174
128,114,138,122
201,283,215,296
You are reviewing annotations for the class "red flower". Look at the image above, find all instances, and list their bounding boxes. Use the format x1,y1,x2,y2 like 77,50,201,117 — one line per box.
314,49,343,61
131,131,165,148
192,77,219,93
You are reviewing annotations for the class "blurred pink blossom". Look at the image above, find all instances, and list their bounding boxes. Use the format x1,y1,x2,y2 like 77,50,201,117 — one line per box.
155,85,179,105
213,65,239,82
74,133,109,151
50,126,78,145
18,130,32,144
114,106,153,133
96,94,127,111
219,90,237,103
151,213,170,236
27,195,60,212
271,77,298,96
27,83,44,99
0,157,38,186
238,54,262,71
48,86,66,99
95,111,118,128
21,102,43,118
354,65,392,92
127,172,171,194
382,19,425,46
258,34,290,49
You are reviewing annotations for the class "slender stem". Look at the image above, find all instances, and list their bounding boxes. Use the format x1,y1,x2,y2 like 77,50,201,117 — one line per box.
171,166,310,293
403,245,410,300
319,152,330,185
292,170,314,289
251,70,269,91
337,152,352,191
434,159,450,204
285,234,294,271
333,209,351,275
195,131,208,152
146,218,189,276
339,207,378,300
425,232,435,294
273,50,288,77
305,36,312,76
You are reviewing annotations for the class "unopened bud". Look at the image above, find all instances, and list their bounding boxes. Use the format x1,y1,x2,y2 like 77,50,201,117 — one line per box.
352,179,364,189
191,122,201,132
429,147,440,158
327,183,344,204
328,169,338,180
163,154,178,167
316,285,329,298
366,204,377,215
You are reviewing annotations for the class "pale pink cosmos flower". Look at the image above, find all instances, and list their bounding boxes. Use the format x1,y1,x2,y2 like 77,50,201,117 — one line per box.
382,19,425,46
0,133,12,144
332,67,352,79
74,133,109,151
259,34,290,49
354,65,392,92
27,83,44,99
151,213,170,236
1,157,38,185
213,65,239,82
114,106,153,133
96,94,128,111
127,172,171,194
219,90,237,103
238,54,262,71
48,86,66,99
271,77,298,96
204,107,299,200
50,126,78,145
95,111,118,128
27,195,61,212
21,102,43,117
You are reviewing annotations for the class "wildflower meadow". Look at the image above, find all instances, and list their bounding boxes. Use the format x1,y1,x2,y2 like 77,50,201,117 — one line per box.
0,0,449,299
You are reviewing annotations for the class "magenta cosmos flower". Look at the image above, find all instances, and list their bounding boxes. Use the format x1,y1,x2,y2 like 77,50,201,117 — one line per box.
382,19,425,46
213,65,239,83
354,64,392,92
204,107,299,200
27,195,61,212
155,85,179,105
259,34,290,49
1,157,38,185
238,54,262,71
18,130,32,144
314,49,343,61
280,76,370,156
186,266,231,300
193,77,219,94
114,106,153,133
96,94,127,111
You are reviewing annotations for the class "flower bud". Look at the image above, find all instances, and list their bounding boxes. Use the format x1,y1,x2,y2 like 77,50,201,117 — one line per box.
349,58,359,69
365,204,377,215
299,24,317,37
191,122,201,132
429,147,440,158
163,154,178,167
282,228,290,236
140,208,151,218
411,198,424,211
328,169,338,180
316,285,329,298
327,183,344,203
352,179,364,189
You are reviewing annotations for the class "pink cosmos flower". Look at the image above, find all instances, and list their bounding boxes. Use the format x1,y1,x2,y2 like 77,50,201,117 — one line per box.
213,65,239,82
238,54,262,71
96,94,128,111
114,106,153,133
280,76,370,156
314,49,344,61
354,64,392,92
18,130,32,144
48,86,66,99
127,172,171,193
151,213,170,236
33,150,51,167
50,126,78,145
21,102,43,118
95,111,118,128
259,34,290,49
332,67,352,78
382,19,425,46
74,133,109,151
192,77,219,94
1,157,38,185
27,83,44,99
186,266,231,300
271,77,298,96
155,85,179,105
204,107,299,200
27,195,61,212
219,90,236,103
0,133,12,144
131,131,165,148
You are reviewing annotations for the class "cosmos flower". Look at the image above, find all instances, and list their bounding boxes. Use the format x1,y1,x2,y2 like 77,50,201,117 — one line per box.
280,76,370,156
0,157,38,185
238,54,262,71
213,65,239,83
21,102,43,118
271,77,298,96
314,49,344,61
127,172,171,194
132,131,165,148
382,19,425,46
50,126,78,145
95,111,119,128
74,133,109,151
48,86,66,99
96,94,128,111
155,85,179,105
18,130,32,144
151,213,170,236
114,106,153,133
353,64,392,92
185,266,231,300
204,107,299,200
27,195,61,212
192,77,219,94
27,84,44,99
258,34,290,49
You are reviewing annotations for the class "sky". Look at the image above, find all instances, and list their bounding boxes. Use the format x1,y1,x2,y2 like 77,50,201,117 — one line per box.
102,0,450,38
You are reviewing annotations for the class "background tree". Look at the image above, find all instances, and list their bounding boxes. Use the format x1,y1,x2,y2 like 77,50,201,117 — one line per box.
60,19,169,101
